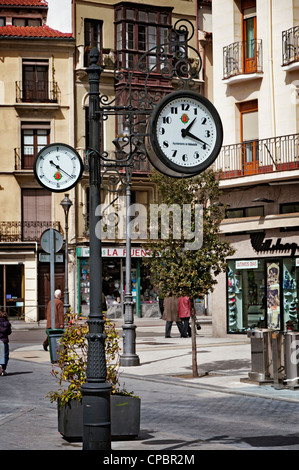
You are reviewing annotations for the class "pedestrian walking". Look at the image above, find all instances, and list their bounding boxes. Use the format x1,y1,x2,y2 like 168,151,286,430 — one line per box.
162,295,182,337
178,296,192,338
43,289,64,351
158,292,164,319
0,310,12,376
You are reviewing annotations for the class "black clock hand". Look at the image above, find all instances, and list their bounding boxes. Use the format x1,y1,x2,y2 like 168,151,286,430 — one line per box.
181,118,197,137
182,131,209,147
49,160,73,179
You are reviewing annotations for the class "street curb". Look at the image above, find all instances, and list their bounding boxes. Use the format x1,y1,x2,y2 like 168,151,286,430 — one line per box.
120,372,299,404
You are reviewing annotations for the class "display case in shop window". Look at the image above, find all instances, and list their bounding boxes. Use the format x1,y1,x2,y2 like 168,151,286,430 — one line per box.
227,258,299,333
283,259,298,327
227,260,266,333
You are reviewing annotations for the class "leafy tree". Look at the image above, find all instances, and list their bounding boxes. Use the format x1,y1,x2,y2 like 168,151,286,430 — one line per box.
144,169,235,376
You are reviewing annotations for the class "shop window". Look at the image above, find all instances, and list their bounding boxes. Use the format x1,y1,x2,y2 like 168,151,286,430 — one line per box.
0,264,24,318
266,261,281,329
226,206,263,218
283,259,299,328
280,202,299,232
78,255,158,317
227,259,265,333
21,122,50,169
227,258,299,333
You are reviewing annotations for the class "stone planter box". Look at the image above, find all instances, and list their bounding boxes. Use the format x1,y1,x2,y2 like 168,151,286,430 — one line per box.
58,395,140,441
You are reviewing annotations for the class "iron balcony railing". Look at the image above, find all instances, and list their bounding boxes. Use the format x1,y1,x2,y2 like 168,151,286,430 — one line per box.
282,26,299,66
14,147,45,170
16,80,60,103
0,221,61,242
214,133,299,179
223,39,263,79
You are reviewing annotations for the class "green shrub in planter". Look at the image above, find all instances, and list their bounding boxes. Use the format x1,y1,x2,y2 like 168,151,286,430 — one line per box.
47,313,140,439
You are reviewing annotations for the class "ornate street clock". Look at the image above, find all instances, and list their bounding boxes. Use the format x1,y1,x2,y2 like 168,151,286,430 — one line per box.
145,90,223,177
34,143,83,192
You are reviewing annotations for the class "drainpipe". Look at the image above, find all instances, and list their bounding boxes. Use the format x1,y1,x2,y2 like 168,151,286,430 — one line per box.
268,0,276,138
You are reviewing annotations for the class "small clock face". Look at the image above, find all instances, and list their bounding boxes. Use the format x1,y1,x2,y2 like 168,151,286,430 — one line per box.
146,90,223,177
34,143,83,192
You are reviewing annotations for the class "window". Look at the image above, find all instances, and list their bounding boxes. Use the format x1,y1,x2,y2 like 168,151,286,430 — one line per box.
280,202,299,214
280,202,299,232
0,18,5,26
242,0,257,73
227,257,299,333
21,188,51,241
115,3,172,70
21,122,50,169
84,19,102,67
13,18,41,27
227,259,266,332
22,59,49,102
226,206,264,218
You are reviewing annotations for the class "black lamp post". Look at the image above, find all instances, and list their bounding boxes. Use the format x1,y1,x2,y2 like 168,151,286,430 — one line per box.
60,194,72,316
113,122,140,367
81,47,112,450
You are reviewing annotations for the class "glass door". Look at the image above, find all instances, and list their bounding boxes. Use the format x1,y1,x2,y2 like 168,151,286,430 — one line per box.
240,100,259,175
242,4,257,73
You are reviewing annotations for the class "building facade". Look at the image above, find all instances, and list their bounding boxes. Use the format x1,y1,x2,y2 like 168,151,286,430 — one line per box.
211,0,299,336
0,0,75,321
73,0,200,317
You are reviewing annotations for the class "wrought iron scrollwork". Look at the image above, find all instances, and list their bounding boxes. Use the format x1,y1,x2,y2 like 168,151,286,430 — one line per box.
87,18,202,204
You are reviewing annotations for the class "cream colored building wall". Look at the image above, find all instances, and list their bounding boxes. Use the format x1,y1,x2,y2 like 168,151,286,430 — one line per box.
0,39,75,321
213,0,298,146
211,0,299,337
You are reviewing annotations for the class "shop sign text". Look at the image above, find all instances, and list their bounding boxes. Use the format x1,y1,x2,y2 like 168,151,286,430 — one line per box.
250,233,299,257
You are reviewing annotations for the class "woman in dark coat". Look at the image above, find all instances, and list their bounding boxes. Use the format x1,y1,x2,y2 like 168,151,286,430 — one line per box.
162,295,182,338
0,310,12,376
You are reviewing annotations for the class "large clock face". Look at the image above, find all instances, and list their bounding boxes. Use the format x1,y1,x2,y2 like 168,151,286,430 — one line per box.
146,90,223,177
34,143,83,192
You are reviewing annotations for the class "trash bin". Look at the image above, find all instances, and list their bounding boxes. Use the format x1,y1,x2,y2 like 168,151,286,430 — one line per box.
247,329,273,383
284,332,299,389
46,328,64,363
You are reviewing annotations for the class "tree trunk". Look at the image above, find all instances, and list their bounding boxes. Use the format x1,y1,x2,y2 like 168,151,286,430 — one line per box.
191,300,198,377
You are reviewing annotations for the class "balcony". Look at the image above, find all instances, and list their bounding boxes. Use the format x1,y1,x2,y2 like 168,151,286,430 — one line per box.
16,80,60,103
282,26,299,70
223,39,263,83
0,221,61,242
214,133,299,179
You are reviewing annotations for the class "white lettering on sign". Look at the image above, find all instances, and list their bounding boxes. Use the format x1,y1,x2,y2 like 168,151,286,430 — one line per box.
235,260,258,269
79,247,152,258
